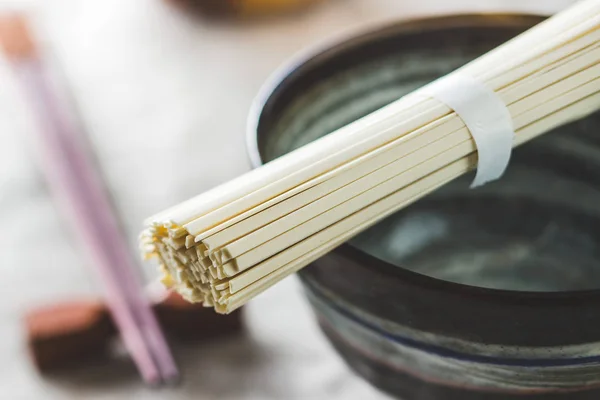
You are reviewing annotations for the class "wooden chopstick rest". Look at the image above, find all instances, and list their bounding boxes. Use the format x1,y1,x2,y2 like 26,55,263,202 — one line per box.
25,300,114,372
25,292,244,373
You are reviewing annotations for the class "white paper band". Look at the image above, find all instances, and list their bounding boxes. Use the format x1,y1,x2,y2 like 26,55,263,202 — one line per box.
421,74,515,188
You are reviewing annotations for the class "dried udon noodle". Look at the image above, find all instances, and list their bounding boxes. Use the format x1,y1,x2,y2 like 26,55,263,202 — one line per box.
140,0,600,314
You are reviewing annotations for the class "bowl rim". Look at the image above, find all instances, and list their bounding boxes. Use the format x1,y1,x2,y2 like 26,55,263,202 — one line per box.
245,12,600,307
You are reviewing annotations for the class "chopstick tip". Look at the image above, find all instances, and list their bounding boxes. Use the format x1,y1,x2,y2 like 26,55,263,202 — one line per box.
0,13,37,60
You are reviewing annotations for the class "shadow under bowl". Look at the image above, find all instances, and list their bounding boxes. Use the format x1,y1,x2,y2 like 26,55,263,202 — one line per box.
247,13,600,400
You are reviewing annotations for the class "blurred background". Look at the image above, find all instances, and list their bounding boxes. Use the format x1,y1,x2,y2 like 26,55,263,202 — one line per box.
0,0,574,399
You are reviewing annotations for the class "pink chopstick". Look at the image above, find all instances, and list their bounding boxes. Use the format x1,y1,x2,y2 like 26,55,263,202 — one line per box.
2,16,178,385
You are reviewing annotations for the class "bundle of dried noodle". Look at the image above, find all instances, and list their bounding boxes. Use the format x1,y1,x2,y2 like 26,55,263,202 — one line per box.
141,0,600,314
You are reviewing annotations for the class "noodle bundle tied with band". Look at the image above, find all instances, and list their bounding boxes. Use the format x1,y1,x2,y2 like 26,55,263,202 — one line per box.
140,0,600,314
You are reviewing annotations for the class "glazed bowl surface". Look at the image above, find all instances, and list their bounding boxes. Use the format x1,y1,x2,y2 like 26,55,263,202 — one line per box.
248,13,600,400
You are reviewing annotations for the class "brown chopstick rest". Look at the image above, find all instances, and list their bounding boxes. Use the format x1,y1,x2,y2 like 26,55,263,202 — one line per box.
25,292,244,373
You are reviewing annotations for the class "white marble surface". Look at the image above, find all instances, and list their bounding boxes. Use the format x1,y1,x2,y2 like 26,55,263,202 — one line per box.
0,0,570,398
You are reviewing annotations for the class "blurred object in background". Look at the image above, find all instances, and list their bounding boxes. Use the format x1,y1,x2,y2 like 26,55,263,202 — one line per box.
154,291,244,343
165,0,324,18
26,291,244,374
26,300,113,373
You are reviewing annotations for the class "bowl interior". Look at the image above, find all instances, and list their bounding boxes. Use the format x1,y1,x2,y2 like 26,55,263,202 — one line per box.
255,16,600,292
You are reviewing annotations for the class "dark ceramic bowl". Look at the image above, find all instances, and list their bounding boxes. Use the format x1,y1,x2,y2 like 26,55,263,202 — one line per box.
247,14,600,400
